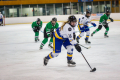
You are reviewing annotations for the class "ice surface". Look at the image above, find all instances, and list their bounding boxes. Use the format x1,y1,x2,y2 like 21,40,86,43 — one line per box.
0,21,120,80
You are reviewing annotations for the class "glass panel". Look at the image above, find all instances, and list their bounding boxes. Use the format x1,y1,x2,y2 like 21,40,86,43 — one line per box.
116,0,119,7
93,2,99,13
38,4,46,16
14,5,21,17
106,1,111,11
99,1,105,13
5,6,13,18
71,3,78,14
0,6,5,17
112,1,115,7
55,3,62,15
30,4,37,16
79,2,83,14
22,5,30,17
63,3,70,15
46,4,54,15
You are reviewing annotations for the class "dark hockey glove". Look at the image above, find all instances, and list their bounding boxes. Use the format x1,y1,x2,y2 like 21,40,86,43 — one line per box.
33,27,37,32
37,27,40,30
75,43,81,52
50,29,54,38
109,18,114,22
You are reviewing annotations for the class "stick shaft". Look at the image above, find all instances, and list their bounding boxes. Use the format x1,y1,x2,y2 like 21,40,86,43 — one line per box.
79,44,90,49
81,52,93,70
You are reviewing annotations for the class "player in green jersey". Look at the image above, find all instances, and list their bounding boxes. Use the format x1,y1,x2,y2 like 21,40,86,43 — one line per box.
40,17,59,49
91,10,114,37
32,18,43,42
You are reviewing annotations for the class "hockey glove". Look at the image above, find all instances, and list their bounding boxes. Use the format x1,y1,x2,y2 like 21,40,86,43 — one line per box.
37,27,40,31
33,27,37,32
75,43,81,52
91,23,96,27
50,29,54,38
109,18,114,22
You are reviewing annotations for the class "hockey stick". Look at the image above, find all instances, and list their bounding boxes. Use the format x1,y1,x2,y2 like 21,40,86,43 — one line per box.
40,31,44,33
75,26,94,33
80,52,96,72
79,44,91,49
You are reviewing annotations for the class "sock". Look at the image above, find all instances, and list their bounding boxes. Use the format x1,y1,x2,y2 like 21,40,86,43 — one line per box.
35,36,38,40
77,35,81,39
67,52,73,60
85,35,89,41
40,38,48,47
47,52,54,59
93,28,100,34
35,32,39,40
105,27,109,35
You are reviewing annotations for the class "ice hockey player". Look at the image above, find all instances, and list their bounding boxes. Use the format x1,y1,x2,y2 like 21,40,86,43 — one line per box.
0,12,3,26
40,17,59,49
32,18,43,42
43,15,82,67
91,10,114,38
76,10,97,44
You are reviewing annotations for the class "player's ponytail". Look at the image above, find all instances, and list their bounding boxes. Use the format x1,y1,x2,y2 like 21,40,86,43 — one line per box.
61,21,69,30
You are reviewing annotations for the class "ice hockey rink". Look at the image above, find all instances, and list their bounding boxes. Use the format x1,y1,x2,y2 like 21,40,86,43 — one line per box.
0,21,120,80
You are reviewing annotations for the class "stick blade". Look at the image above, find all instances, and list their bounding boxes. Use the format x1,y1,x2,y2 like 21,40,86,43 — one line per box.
87,46,91,49
90,67,96,72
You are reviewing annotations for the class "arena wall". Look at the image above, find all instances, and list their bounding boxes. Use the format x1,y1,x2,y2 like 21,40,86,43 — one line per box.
5,13,120,25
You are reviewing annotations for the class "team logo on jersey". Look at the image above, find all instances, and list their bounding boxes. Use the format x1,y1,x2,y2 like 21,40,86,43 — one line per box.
68,27,72,31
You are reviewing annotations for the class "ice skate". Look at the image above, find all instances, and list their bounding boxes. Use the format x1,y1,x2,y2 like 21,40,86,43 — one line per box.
104,34,109,38
85,39,91,44
43,57,49,66
48,44,53,48
91,33,94,37
39,46,43,50
67,59,76,67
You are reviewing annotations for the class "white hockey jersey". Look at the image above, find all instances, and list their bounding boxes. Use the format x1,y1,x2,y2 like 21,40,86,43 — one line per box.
54,23,77,45
78,15,93,28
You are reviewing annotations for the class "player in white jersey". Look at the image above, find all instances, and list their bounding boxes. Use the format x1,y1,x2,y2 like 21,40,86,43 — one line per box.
0,12,3,26
43,15,82,67
76,10,97,44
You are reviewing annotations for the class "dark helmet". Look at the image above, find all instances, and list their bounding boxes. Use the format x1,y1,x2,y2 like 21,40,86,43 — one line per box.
37,18,41,22
86,10,91,14
86,10,91,17
106,9,110,16
106,9,110,13
68,15,77,22
52,17,57,22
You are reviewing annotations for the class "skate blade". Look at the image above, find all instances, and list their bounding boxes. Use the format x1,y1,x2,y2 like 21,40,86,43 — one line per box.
48,46,53,49
104,36,109,38
39,47,43,50
68,64,76,67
